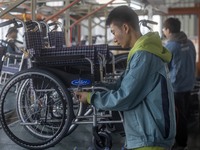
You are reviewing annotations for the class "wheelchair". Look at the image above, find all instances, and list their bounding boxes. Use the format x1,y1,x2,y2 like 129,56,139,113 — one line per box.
0,38,24,84
0,19,128,150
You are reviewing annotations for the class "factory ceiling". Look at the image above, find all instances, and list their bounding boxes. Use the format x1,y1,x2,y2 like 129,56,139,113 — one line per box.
0,0,200,21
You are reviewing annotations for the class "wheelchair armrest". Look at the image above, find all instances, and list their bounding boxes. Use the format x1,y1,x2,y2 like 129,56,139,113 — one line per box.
6,53,22,59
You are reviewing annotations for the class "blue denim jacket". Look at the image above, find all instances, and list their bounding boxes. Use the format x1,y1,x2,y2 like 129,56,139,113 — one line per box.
91,51,176,149
90,32,176,149
164,32,196,92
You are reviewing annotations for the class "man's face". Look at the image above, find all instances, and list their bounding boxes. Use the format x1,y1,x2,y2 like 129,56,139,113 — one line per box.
162,27,170,39
110,23,129,48
12,32,17,40
10,31,18,40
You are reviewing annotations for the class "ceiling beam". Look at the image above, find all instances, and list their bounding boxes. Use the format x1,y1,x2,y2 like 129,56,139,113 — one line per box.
0,0,26,18
168,6,200,15
45,0,81,21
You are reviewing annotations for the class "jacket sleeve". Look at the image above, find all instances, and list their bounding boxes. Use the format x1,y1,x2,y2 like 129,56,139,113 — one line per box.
98,73,124,90
91,51,155,111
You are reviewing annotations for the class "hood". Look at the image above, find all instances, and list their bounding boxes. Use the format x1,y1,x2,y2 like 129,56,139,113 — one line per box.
127,32,172,63
168,31,188,43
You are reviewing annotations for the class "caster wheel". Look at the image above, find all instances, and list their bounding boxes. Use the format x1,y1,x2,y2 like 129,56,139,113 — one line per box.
93,131,112,150
106,122,116,132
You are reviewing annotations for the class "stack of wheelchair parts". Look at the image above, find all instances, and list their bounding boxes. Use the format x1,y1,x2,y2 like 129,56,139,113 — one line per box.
0,19,129,150
0,19,27,85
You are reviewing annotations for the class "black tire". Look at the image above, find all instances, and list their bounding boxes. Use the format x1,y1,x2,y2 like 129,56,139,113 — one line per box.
0,68,73,149
93,131,112,150
16,79,63,140
66,86,108,136
105,111,125,135
42,67,91,136
65,99,88,136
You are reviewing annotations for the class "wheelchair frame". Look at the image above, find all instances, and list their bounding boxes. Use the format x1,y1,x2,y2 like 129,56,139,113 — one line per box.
0,19,128,150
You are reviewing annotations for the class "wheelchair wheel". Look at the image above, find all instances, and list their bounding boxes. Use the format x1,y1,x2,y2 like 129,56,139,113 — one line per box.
16,78,63,140
0,68,73,149
41,68,92,136
65,97,88,136
105,111,125,135
93,131,112,150
65,88,93,136
66,86,108,136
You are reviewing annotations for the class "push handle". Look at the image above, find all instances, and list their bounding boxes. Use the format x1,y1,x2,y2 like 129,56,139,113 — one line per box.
140,19,158,25
0,19,17,27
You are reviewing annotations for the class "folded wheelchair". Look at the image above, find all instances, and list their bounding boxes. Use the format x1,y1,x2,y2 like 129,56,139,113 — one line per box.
0,19,128,150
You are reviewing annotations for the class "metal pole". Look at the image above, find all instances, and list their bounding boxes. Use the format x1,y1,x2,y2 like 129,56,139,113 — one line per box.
64,0,70,46
70,0,115,29
31,0,37,21
45,0,81,22
88,5,92,45
104,9,108,44
0,7,16,19
70,0,115,43
0,0,26,18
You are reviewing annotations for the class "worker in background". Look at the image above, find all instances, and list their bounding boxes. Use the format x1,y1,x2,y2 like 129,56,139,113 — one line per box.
5,26,22,54
76,5,176,150
163,17,196,150
5,26,26,64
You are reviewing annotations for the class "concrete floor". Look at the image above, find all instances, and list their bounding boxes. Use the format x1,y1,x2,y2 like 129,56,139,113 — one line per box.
0,123,125,150
1,108,200,150
0,85,125,150
0,85,199,150
1,117,200,150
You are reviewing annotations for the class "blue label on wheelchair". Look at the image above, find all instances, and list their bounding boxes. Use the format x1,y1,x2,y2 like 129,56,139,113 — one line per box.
71,79,91,86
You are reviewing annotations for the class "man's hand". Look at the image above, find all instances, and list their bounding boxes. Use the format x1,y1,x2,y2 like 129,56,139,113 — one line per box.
20,48,29,58
75,91,89,104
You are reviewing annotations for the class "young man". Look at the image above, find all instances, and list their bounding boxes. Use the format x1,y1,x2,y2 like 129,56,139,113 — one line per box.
76,6,176,150
163,18,196,150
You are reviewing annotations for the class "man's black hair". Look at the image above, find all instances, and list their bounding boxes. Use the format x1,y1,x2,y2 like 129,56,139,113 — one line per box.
163,18,181,33
106,5,140,31
6,27,18,37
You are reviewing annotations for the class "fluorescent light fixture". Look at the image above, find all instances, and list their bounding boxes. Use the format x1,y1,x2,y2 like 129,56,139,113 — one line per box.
85,0,143,10
95,0,126,4
94,0,142,9
10,12,21,15
46,1,64,7
130,2,143,10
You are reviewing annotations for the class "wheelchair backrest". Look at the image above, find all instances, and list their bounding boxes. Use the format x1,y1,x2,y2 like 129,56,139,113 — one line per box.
48,31,66,48
0,47,6,72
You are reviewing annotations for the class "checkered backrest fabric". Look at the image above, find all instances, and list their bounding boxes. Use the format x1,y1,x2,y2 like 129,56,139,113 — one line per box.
48,32,66,48
24,32,44,54
32,45,97,66
40,45,95,57
94,44,110,61
0,46,6,72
